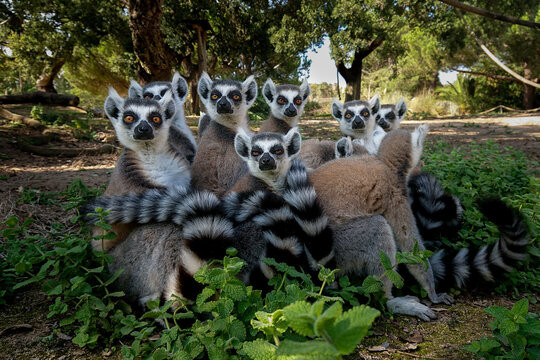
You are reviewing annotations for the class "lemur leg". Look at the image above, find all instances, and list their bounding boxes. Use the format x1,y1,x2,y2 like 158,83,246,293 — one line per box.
384,198,453,305
333,216,437,321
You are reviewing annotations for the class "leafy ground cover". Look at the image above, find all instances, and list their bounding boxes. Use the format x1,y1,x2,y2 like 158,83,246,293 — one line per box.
0,111,539,359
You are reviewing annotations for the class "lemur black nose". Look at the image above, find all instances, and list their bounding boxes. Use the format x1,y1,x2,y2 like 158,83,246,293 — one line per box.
133,121,154,140
217,98,233,114
379,120,390,129
352,117,365,129
154,95,161,100
284,104,297,117
259,154,276,170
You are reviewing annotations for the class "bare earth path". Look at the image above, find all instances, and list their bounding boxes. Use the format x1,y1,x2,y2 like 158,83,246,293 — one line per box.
0,113,538,359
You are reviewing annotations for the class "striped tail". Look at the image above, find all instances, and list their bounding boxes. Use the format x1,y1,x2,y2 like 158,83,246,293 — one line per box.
429,197,529,291
280,158,335,269
408,172,463,249
82,185,234,269
224,189,311,280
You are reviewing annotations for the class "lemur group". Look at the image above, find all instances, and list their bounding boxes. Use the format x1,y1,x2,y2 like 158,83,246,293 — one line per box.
82,72,530,321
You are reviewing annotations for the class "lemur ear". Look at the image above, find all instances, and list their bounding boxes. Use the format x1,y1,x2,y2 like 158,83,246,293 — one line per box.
396,98,407,120
234,128,251,161
331,99,343,120
158,90,176,120
285,127,302,157
171,72,189,103
335,136,353,158
128,80,143,99
242,75,258,107
262,78,276,104
369,93,380,114
300,79,311,101
104,87,124,123
198,72,213,102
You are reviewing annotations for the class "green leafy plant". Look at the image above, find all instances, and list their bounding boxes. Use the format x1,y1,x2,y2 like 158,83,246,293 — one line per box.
464,299,540,359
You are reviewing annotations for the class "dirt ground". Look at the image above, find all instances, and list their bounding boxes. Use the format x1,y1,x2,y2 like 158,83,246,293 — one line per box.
0,110,538,359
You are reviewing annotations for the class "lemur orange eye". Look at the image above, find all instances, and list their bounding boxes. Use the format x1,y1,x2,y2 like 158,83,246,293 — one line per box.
144,95,152,99
277,98,285,104
124,115,134,123
274,149,283,155
295,99,302,105
233,94,240,100
211,94,219,100
152,116,161,124
361,111,369,117
251,151,260,156
345,113,352,118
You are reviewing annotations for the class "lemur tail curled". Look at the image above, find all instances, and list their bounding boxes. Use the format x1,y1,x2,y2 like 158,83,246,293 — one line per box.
429,197,529,291
81,185,234,261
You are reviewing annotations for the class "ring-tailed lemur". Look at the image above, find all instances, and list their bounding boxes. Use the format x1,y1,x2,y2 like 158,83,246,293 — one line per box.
83,185,234,306
375,98,407,132
259,78,311,133
190,71,257,197
331,94,380,142
257,78,369,169
128,72,197,164
309,126,454,317
94,87,191,252
228,128,334,282
84,128,334,291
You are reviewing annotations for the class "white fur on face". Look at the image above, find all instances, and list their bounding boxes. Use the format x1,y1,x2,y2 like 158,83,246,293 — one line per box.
338,104,376,140
205,84,250,130
269,88,306,126
144,84,170,98
114,104,170,152
247,138,291,191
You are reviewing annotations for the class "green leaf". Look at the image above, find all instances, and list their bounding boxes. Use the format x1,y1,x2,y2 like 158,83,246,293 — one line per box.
326,305,380,354
282,301,315,337
511,298,529,317
479,338,500,352
242,339,277,360
229,319,246,341
314,302,341,337
276,339,340,357
385,269,404,289
223,281,247,301
379,250,392,270
485,306,511,321
361,276,382,294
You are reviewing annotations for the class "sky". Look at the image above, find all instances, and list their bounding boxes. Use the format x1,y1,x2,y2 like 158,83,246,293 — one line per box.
305,38,457,85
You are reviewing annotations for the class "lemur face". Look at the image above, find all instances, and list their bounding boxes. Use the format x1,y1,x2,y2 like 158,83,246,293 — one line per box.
332,94,380,139
376,99,407,131
128,72,189,106
235,127,301,181
104,87,176,148
262,78,311,123
198,71,257,128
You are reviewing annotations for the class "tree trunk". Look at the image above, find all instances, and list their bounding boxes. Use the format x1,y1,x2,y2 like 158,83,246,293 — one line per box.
36,58,65,93
127,0,173,84
335,35,384,102
522,62,536,109
0,92,79,106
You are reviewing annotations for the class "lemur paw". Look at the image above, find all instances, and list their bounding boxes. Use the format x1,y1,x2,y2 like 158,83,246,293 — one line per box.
387,296,437,321
431,292,454,305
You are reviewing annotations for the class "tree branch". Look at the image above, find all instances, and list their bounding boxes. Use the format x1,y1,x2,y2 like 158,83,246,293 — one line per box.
449,67,520,83
440,0,540,30
457,10,540,89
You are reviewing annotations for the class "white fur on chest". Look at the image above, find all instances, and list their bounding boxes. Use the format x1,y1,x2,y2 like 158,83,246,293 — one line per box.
138,150,190,188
